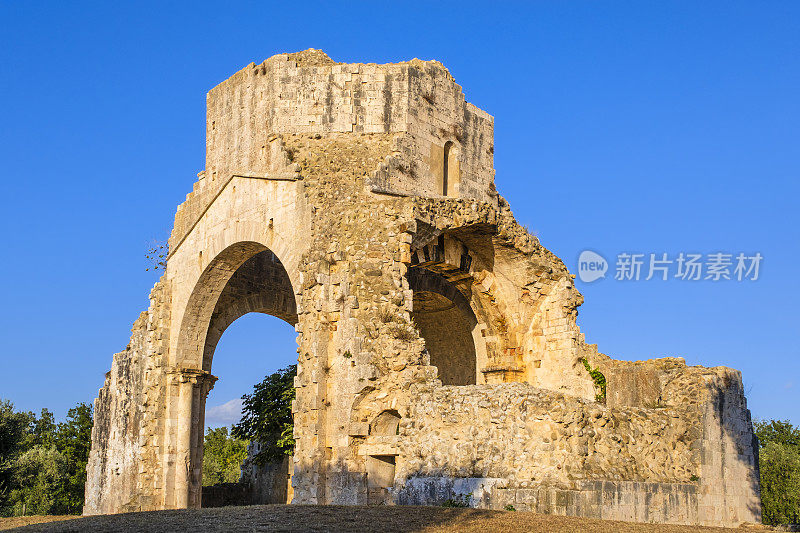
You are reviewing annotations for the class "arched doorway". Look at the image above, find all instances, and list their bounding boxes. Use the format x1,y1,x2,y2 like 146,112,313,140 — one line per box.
170,243,299,508
201,312,297,507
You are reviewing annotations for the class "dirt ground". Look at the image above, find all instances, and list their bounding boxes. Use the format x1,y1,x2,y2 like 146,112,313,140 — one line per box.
0,505,763,532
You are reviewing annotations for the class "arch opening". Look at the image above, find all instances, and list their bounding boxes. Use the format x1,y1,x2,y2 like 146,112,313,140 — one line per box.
202,249,298,371
408,268,477,386
370,410,401,436
442,141,452,196
440,141,459,197
174,242,299,509
201,313,296,508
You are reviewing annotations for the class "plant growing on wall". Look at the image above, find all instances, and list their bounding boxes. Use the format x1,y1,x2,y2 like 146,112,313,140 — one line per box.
580,358,606,403
145,239,168,272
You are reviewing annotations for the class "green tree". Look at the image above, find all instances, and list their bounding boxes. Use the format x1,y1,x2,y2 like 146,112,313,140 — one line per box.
8,446,69,516
28,409,56,449
0,400,93,516
755,419,800,449
759,440,800,525
201,427,249,486
0,400,35,515
232,365,296,465
53,403,93,513
754,418,800,525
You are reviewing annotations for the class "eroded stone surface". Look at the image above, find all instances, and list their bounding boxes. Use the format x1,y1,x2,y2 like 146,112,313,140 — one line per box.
84,50,760,527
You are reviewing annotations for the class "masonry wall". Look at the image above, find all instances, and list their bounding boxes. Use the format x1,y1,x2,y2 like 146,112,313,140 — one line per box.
84,280,170,514
240,452,292,505
202,50,494,204
386,370,759,527
400,383,699,485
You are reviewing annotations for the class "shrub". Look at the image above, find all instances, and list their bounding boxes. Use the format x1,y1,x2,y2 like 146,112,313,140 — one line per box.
442,493,471,508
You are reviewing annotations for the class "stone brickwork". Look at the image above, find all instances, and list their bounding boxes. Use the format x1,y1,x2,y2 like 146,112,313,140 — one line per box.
84,50,760,527
238,450,292,505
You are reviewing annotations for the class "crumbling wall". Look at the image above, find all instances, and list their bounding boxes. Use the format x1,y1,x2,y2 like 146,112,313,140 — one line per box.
410,289,476,385
84,279,170,515
405,197,596,398
399,383,699,485
200,50,494,209
387,372,758,527
239,449,292,505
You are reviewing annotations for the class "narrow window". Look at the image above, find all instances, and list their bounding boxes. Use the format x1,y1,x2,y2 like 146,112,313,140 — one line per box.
442,141,453,196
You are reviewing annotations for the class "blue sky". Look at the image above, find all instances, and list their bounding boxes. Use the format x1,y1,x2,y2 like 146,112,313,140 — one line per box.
0,2,797,427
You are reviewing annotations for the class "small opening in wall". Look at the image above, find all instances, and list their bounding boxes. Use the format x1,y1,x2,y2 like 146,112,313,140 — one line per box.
443,141,453,196
366,455,396,504
370,410,401,436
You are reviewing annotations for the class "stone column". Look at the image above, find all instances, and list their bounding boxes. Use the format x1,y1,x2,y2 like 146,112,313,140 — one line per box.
167,368,217,509
191,373,217,508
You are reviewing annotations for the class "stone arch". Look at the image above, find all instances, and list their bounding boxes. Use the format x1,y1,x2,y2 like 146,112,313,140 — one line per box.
201,250,298,371
408,228,539,384
408,267,478,385
176,241,267,369
168,239,300,509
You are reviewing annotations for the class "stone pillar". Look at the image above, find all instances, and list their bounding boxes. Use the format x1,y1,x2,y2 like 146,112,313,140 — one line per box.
167,368,217,510
191,373,217,508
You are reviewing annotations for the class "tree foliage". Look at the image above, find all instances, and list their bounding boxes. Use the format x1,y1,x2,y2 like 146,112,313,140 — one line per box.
232,365,296,465
755,419,800,525
0,400,34,512
755,419,800,449
0,400,93,516
201,427,249,486
8,446,69,516
759,440,800,525
53,403,94,512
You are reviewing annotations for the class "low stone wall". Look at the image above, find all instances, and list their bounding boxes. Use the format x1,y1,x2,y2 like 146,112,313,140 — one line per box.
400,383,699,485
494,481,699,524
387,371,759,527
397,477,700,525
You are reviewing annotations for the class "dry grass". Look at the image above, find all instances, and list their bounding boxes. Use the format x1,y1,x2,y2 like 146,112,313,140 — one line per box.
0,516,75,531
0,505,756,533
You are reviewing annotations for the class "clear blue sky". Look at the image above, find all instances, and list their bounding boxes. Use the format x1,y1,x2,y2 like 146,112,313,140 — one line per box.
1,2,797,427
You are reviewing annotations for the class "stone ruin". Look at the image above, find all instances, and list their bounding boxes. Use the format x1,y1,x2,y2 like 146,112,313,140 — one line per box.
84,50,761,527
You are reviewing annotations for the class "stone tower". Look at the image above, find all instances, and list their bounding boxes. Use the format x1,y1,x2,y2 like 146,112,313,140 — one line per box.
84,50,761,527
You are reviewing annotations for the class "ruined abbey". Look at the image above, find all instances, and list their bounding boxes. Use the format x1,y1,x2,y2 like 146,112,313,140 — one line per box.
84,50,761,527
